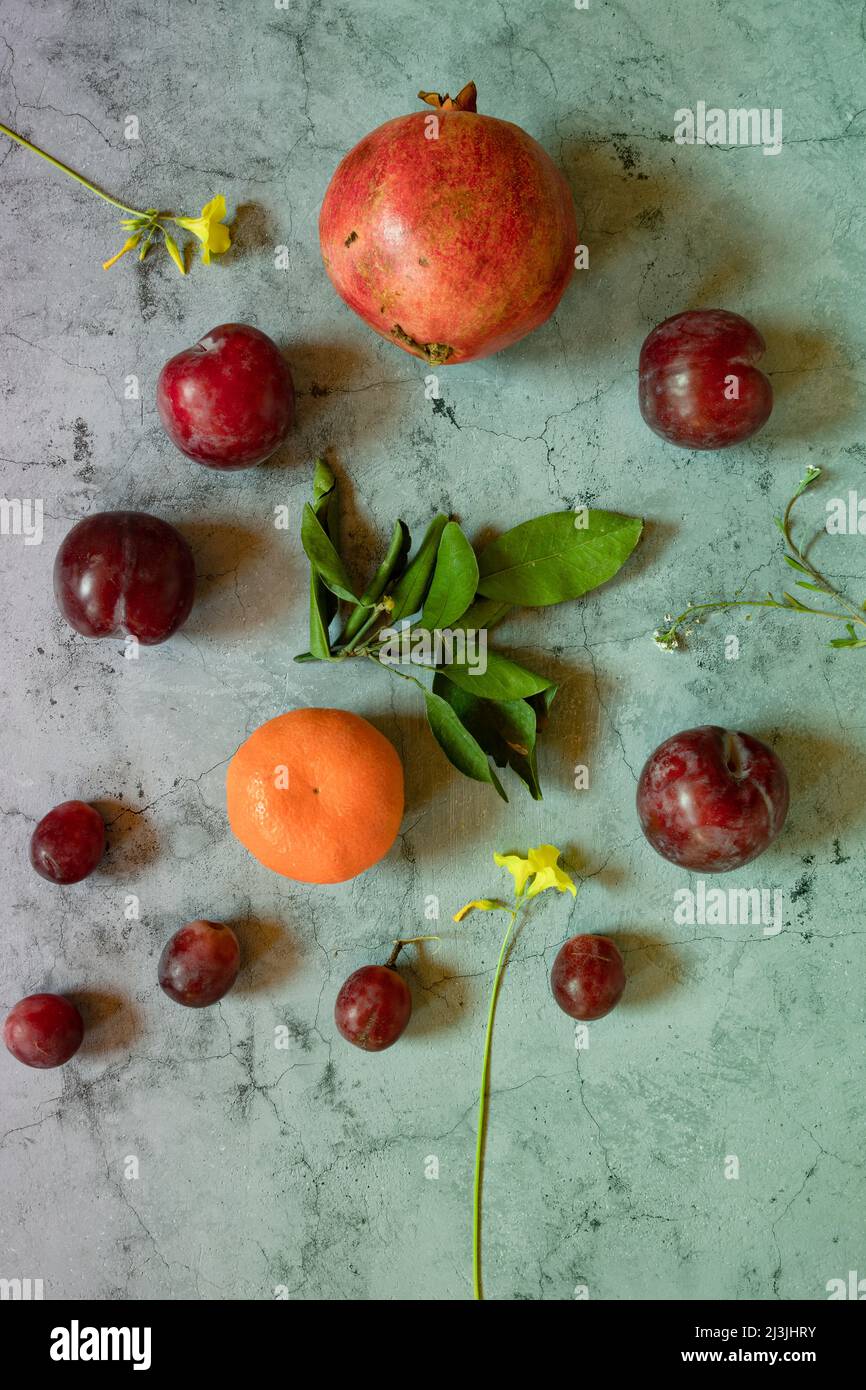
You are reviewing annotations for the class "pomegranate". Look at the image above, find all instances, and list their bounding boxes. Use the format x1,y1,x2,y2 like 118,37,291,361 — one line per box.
319,82,577,365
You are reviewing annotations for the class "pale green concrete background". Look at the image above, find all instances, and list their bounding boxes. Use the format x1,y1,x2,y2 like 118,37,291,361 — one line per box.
0,0,864,1300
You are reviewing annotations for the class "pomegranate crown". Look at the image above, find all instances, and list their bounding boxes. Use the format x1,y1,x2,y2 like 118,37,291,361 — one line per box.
417,81,477,112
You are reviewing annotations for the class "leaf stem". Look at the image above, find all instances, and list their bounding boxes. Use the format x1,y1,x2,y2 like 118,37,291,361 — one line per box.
473,902,519,1301
781,489,866,628
0,121,145,215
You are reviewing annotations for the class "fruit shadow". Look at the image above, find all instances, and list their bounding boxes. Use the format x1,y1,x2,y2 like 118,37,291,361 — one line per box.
93,798,159,876
759,320,858,442
222,202,277,263
307,447,393,591
68,990,141,1055
754,728,866,860
278,340,407,455
541,138,775,374
404,901,554,1040
616,932,685,1007
532,139,689,367
366,709,457,820
178,519,291,639
228,915,298,996
401,939,479,1040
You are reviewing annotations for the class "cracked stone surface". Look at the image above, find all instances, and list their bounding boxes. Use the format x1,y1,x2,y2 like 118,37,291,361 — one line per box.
1,0,865,1301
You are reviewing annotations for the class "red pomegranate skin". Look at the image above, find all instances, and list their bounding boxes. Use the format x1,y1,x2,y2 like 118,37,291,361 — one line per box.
157,323,295,469
637,726,789,873
638,309,773,450
319,99,577,365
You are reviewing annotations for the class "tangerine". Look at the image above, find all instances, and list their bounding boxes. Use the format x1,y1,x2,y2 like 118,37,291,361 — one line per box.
226,708,404,884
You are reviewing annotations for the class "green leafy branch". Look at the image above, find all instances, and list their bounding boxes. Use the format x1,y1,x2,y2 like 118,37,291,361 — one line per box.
454,846,578,1300
655,466,866,652
295,460,644,799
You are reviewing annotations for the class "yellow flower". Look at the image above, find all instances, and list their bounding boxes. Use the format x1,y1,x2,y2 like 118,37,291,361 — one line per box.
102,233,141,270
494,845,576,899
173,195,231,264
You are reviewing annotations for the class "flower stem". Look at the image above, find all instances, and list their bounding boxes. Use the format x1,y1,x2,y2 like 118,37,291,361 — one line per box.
473,903,519,1301
659,595,864,646
0,121,145,216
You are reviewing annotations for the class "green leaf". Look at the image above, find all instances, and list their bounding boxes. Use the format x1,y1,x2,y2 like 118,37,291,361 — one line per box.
455,596,512,632
792,465,822,499
301,502,366,606
795,579,826,593
423,688,507,800
340,520,411,647
311,457,336,507
432,675,544,799
433,674,536,753
308,579,333,658
782,590,811,611
418,522,479,630
476,510,643,607
531,684,559,721
390,514,448,621
436,649,553,702
783,554,811,575
306,459,340,658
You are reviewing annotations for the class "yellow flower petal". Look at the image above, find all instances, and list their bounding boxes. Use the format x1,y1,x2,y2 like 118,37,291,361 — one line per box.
453,898,507,922
524,845,577,898
162,230,186,275
207,223,231,255
102,234,141,270
493,852,535,897
173,195,231,264
200,194,226,222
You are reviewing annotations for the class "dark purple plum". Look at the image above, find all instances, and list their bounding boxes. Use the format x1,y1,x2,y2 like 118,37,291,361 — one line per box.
550,935,625,1021
158,920,240,1007
639,309,772,450
54,511,196,645
4,993,84,1068
335,964,411,1051
637,725,789,872
29,800,106,884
